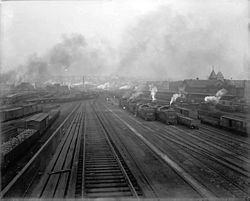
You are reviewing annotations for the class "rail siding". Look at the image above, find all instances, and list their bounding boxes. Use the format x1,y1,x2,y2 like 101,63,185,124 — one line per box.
106,106,216,199
0,103,80,198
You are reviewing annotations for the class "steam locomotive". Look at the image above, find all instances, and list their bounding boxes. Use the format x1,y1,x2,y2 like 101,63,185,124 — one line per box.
118,97,200,128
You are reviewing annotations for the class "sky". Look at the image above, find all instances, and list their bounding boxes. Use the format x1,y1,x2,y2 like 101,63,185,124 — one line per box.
1,0,249,81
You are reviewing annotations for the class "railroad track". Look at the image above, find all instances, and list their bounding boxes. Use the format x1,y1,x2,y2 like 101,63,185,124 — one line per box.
104,104,250,197
125,113,250,177
199,125,250,147
79,102,142,198
0,102,81,198
36,103,84,198
94,102,158,197
189,127,250,158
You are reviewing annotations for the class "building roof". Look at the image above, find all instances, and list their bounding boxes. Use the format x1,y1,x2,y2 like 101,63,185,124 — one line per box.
183,79,223,88
216,71,224,80
208,69,217,80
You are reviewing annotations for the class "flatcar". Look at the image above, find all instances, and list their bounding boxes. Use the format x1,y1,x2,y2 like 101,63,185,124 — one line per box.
157,106,177,125
177,114,200,129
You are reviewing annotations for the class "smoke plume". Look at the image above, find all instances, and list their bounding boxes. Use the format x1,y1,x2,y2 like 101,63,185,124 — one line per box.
120,85,132,90
3,34,115,84
97,82,110,90
170,94,182,105
204,88,227,104
170,84,186,105
117,5,245,80
149,84,158,102
129,85,145,100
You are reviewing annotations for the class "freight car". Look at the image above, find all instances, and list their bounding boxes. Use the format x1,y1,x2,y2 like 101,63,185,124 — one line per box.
177,114,200,129
216,104,238,112
157,106,177,125
0,103,42,122
26,113,49,134
137,104,156,121
174,106,198,119
48,109,60,126
0,107,23,122
1,129,39,168
220,115,250,135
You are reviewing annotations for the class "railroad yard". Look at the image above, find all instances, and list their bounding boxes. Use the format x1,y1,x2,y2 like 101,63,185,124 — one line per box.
1,94,250,199
1,1,249,199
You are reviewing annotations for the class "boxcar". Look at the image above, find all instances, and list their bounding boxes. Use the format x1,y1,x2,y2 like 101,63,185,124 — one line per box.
174,106,198,119
177,114,200,129
26,113,49,134
3,107,23,121
220,115,250,135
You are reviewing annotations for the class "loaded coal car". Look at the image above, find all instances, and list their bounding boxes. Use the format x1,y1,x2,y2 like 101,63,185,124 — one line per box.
220,115,250,135
177,114,200,129
157,105,177,125
1,129,39,168
137,104,156,121
0,107,24,122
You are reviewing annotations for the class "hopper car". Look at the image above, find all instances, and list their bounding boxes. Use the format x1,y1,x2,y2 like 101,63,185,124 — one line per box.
157,105,177,125
137,104,156,121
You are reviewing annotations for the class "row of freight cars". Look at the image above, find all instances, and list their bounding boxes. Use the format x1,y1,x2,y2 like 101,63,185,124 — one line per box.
198,107,250,134
119,98,200,129
26,93,99,104
1,109,60,168
119,97,250,134
0,103,42,122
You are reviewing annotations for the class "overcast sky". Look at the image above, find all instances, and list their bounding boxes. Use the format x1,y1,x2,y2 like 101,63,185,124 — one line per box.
1,0,248,80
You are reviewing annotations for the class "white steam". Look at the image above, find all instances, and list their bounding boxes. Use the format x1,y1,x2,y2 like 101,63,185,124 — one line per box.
129,85,144,100
120,85,131,90
170,93,182,105
97,82,110,90
204,88,227,104
170,85,186,105
149,84,158,102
